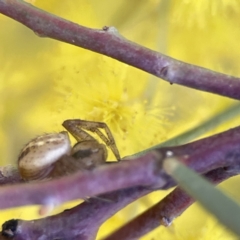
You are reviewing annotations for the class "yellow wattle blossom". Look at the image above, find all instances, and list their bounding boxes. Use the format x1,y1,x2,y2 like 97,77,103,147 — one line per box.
172,0,240,28
51,56,171,159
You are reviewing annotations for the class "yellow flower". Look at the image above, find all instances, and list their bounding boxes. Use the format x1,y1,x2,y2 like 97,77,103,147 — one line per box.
51,55,171,159
172,1,240,28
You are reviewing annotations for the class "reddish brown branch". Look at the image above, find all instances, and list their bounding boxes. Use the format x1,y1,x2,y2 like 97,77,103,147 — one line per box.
104,166,240,240
0,166,21,185
0,153,166,210
0,0,240,99
0,125,240,239
158,125,240,174
1,187,152,240
0,126,240,218
2,165,239,239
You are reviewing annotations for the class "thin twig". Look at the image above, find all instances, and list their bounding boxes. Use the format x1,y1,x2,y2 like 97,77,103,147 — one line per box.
0,0,240,99
0,153,166,211
1,187,152,240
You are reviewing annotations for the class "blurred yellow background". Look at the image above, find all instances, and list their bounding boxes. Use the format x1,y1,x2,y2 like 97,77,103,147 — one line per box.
0,0,240,239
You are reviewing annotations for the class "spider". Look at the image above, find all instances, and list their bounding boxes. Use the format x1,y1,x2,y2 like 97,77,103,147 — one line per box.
18,119,121,181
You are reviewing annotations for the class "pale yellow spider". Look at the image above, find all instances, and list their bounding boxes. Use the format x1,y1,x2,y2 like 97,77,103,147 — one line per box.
18,119,121,181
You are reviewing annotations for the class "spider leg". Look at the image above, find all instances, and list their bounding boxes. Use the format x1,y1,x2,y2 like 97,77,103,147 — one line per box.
62,119,95,142
62,119,121,161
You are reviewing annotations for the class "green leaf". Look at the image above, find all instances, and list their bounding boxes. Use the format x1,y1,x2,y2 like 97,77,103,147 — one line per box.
164,157,240,237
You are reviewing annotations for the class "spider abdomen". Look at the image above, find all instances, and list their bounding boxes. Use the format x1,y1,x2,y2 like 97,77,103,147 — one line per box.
18,132,71,181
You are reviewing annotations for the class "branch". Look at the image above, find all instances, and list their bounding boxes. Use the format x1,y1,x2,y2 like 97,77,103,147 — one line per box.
157,125,240,174
0,126,240,213
0,166,21,184
0,0,240,99
0,153,167,211
2,165,240,239
1,187,152,240
104,166,240,240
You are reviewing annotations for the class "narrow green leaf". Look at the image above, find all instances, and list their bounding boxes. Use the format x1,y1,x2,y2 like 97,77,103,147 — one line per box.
163,157,240,237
